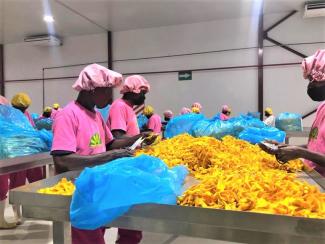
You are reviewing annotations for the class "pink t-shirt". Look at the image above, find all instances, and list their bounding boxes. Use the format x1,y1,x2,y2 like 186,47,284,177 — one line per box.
51,108,62,120
305,102,325,176
147,114,162,133
220,113,229,121
51,101,113,156
107,99,140,136
24,110,35,127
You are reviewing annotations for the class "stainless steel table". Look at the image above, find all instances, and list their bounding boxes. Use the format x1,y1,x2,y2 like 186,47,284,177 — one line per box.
9,170,325,244
0,152,53,176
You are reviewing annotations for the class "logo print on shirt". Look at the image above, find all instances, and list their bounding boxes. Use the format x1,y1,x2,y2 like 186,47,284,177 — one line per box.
89,133,102,147
309,127,318,141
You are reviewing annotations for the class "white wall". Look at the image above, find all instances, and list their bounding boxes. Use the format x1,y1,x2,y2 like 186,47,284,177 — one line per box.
3,12,325,120
113,17,259,117
263,12,325,121
4,33,108,113
112,12,325,119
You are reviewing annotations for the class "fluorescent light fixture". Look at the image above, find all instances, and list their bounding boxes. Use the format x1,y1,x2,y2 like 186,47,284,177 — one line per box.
43,15,54,23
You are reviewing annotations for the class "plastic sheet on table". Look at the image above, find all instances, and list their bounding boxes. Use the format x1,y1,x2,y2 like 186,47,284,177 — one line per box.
70,155,188,230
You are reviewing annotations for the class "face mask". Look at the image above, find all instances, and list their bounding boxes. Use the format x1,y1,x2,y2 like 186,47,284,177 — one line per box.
307,82,325,102
133,92,146,105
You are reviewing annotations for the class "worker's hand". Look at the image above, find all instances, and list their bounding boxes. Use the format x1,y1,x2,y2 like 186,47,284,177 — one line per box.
275,146,302,163
140,132,159,145
258,142,278,155
106,148,134,161
264,140,287,148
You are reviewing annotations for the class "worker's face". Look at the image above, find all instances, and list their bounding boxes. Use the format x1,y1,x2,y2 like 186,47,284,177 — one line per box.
307,80,325,102
265,112,270,117
92,87,111,109
223,110,231,116
43,112,51,118
133,91,146,105
13,106,27,113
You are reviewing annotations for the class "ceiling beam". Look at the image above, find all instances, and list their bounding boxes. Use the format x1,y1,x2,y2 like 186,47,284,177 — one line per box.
54,0,109,31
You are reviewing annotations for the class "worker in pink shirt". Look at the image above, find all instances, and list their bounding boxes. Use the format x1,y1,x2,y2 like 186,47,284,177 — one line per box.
162,110,173,138
108,75,150,137
37,106,52,121
0,96,16,229
220,105,231,121
51,64,153,244
51,103,61,120
0,95,9,105
261,49,325,176
191,102,202,114
163,110,173,122
11,93,35,127
143,105,162,134
108,74,155,243
10,92,44,224
180,107,191,115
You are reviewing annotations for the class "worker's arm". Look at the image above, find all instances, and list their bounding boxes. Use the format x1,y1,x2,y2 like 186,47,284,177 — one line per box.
108,131,142,149
276,146,325,167
52,149,133,173
109,130,156,149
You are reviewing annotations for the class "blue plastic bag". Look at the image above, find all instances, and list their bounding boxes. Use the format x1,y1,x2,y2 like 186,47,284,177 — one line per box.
37,129,53,149
0,121,51,159
238,127,286,144
31,113,40,124
230,115,265,137
0,105,33,130
137,114,148,130
0,105,52,159
35,118,53,131
211,113,221,120
165,113,205,138
247,112,261,119
191,118,235,139
70,155,188,230
275,113,303,131
191,115,266,140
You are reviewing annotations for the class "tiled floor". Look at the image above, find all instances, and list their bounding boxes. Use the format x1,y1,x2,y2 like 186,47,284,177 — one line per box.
1,200,240,244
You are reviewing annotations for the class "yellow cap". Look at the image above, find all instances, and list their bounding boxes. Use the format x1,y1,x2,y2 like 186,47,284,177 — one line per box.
44,106,52,113
143,105,154,116
192,107,200,114
265,107,273,115
11,93,31,108
53,103,60,109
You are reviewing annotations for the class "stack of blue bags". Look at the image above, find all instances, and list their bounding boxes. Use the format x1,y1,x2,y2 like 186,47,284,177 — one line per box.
165,112,286,144
0,105,52,159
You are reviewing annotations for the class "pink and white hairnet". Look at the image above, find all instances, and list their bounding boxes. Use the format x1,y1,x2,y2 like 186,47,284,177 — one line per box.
163,110,173,118
72,64,123,91
180,107,191,115
0,95,9,105
222,105,231,112
302,49,325,82
120,75,150,94
192,102,202,110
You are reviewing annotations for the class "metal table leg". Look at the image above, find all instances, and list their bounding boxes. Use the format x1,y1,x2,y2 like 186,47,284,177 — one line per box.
53,221,70,244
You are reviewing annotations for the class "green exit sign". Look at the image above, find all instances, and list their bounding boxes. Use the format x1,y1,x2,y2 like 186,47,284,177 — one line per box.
178,71,192,81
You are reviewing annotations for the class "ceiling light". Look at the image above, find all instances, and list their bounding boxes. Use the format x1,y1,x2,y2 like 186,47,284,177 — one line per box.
43,15,54,23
